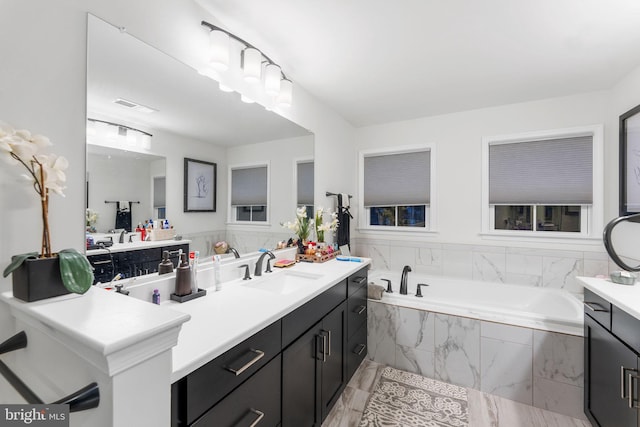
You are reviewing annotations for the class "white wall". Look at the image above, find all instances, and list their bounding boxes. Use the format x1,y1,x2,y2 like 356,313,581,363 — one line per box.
354,90,611,252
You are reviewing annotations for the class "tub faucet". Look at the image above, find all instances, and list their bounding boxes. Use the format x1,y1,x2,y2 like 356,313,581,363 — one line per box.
228,247,240,259
400,265,412,295
254,251,275,276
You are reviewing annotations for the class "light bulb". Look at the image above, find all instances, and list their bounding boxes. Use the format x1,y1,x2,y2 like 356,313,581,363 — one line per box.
242,47,262,83
264,63,282,96
209,30,230,71
277,78,293,107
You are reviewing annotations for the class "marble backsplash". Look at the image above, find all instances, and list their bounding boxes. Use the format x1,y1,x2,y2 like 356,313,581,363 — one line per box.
368,301,586,420
353,238,616,295
181,229,294,258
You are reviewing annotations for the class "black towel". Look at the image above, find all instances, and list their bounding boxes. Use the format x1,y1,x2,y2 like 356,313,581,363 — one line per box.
115,201,132,232
337,194,353,249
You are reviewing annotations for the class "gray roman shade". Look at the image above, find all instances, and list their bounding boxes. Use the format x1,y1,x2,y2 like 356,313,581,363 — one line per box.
153,177,166,207
364,150,430,206
489,136,593,205
297,161,314,205
231,166,268,206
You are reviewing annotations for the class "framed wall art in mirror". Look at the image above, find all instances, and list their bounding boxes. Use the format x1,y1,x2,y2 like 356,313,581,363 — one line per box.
620,103,640,215
184,158,216,212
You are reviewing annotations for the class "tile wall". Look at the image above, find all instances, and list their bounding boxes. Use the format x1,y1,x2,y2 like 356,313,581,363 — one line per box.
367,301,585,419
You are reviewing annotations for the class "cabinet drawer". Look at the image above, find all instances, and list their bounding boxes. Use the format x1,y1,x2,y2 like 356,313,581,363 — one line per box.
612,305,640,354
347,322,367,381
584,288,611,330
193,354,281,427
282,281,346,348
177,320,282,425
347,284,367,339
348,267,368,296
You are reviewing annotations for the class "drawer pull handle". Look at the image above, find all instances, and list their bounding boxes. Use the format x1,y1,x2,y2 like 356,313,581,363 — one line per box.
629,373,640,409
91,260,112,265
584,302,608,312
225,349,265,376
354,344,366,355
356,305,366,315
352,276,367,285
320,329,331,357
320,334,327,362
248,409,265,427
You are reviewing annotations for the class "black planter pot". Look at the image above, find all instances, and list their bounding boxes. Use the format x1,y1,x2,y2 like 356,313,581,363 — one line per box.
12,256,70,302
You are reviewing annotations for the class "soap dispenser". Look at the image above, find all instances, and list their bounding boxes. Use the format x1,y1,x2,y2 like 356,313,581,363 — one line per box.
158,250,174,275
174,253,192,296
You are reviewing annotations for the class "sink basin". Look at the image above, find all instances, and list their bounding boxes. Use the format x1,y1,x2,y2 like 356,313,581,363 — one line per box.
242,270,324,295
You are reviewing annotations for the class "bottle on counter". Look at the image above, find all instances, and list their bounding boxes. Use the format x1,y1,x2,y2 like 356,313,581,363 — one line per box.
189,251,199,293
213,254,222,291
174,253,192,296
152,289,160,305
158,250,174,275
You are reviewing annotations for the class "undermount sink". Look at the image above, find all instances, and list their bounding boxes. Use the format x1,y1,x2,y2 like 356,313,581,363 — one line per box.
242,270,324,295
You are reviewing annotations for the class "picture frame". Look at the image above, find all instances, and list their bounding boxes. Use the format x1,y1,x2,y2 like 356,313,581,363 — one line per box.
184,158,216,212
620,104,640,215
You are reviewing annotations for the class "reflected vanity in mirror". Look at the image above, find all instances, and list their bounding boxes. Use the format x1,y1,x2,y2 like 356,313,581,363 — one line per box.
86,14,314,280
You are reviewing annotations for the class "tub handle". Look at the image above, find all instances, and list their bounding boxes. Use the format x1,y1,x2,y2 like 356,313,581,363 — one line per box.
416,283,429,298
584,302,608,312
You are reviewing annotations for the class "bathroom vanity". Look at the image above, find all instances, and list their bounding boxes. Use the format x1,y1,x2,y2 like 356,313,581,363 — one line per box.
580,277,640,427
87,240,190,283
0,254,370,427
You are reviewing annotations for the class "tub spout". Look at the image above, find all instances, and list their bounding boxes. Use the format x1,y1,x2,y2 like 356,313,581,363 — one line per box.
400,265,412,295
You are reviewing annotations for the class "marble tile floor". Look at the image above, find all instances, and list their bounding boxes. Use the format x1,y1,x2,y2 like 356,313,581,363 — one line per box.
322,359,593,427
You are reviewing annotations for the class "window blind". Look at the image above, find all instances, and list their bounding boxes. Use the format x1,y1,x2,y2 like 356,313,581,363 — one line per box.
231,166,267,206
364,150,430,206
297,161,314,205
489,136,593,205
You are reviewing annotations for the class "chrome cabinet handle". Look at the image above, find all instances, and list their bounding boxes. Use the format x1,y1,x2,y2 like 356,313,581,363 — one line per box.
224,349,265,376
584,302,608,312
354,344,366,355
356,305,366,315
629,373,640,409
622,366,630,398
91,260,112,265
320,329,331,357
352,276,367,285
247,409,265,427
321,334,327,362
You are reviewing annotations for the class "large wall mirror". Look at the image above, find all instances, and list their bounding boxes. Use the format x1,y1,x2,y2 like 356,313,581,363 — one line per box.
86,14,313,255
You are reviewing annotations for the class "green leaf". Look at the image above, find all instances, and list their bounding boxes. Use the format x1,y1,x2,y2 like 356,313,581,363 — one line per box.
58,249,94,294
3,252,39,278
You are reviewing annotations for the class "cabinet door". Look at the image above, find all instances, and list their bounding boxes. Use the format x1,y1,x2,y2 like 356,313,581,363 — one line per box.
282,320,323,427
585,314,638,427
320,301,347,422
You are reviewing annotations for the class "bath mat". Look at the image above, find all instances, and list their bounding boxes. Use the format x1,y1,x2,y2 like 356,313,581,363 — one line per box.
359,366,468,427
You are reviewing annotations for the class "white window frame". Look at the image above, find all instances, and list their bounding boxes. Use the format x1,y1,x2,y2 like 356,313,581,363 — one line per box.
358,144,437,234
481,125,604,242
227,161,270,225
294,157,314,215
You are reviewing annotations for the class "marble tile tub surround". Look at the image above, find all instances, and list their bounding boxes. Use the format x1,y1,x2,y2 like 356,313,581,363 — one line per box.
367,302,586,420
353,239,612,295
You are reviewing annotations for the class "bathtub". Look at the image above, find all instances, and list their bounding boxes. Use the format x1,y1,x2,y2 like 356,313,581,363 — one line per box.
368,269,583,336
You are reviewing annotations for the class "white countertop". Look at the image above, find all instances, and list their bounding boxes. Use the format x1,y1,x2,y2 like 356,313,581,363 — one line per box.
86,238,190,255
579,276,640,320
166,258,371,382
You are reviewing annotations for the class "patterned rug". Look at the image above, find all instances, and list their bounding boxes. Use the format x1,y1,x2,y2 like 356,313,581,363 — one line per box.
359,366,468,427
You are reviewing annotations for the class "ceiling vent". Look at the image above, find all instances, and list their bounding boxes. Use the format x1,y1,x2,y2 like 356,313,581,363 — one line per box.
113,98,158,114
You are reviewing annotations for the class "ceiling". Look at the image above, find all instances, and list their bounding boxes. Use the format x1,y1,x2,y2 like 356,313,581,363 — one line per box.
87,15,310,147
195,0,640,127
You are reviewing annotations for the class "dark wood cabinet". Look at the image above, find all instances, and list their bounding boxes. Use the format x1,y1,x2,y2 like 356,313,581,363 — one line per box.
88,243,188,284
172,266,368,427
584,288,640,427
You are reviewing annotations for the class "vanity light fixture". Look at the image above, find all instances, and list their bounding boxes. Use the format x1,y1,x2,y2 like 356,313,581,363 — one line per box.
201,20,293,107
87,118,153,150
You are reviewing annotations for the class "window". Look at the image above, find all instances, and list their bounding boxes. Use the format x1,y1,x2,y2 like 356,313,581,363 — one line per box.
230,164,268,222
296,160,314,219
482,125,603,239
360,147,434,231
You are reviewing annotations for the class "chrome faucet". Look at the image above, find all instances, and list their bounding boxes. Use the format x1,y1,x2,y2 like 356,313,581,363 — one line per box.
254,251,275,276
228,247,240,259
400,265,412,295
